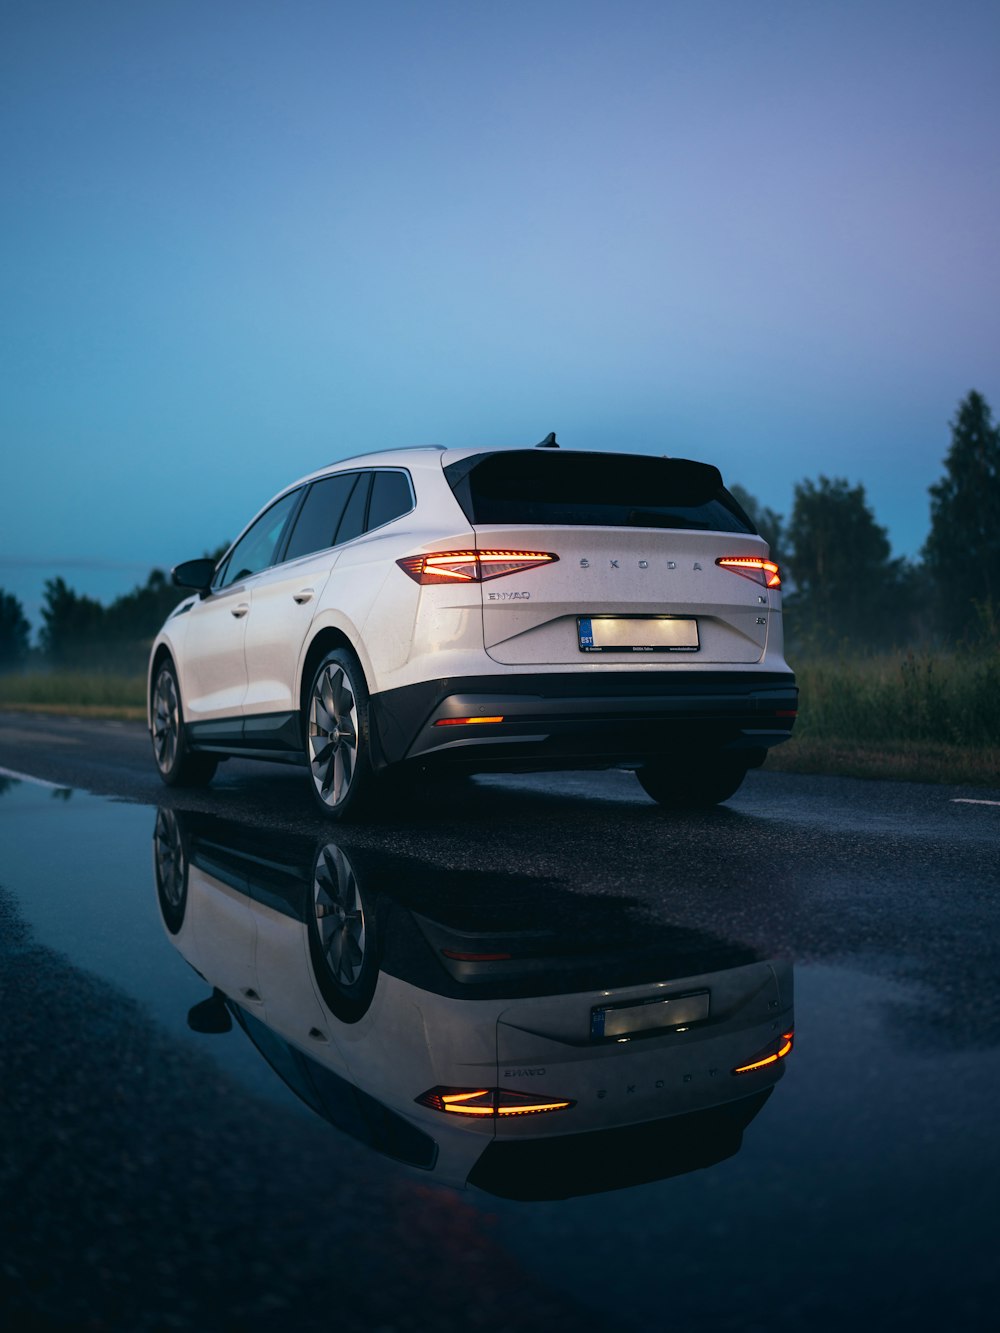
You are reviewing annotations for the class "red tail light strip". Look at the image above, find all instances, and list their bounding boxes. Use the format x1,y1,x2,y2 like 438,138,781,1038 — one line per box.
416,1086,575,1117
397,550,559,584
732,1030,794,1075
716,556,781,589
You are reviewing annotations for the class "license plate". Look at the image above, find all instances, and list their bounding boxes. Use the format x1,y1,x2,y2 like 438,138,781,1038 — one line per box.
591,990,710,1041
577,616,699,653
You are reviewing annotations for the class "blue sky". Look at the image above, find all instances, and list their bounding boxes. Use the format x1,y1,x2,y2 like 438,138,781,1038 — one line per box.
2,0,998,633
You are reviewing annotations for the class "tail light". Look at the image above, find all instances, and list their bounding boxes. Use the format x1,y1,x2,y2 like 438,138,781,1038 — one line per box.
716,556,781,589
396,550,559,584
732,1029,794,1075
416,1087,575,1117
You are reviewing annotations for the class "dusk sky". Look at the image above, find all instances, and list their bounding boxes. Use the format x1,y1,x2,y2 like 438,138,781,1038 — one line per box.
3,0,999,633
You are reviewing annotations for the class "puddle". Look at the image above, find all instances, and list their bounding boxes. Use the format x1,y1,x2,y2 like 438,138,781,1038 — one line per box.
2,776,998,1330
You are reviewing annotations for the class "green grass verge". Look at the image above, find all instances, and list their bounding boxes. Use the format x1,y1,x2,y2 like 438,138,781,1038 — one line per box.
773,651,1000,786
790,652,1000,749
0,671,147,717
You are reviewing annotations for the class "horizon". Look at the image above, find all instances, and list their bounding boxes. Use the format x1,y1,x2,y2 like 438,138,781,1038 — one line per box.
3,0,998,636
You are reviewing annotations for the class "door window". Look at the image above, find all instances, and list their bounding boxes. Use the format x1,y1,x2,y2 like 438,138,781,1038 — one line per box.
217,490,302,588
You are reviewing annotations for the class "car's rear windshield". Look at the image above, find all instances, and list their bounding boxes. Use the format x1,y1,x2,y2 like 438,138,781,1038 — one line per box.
443,450,756,533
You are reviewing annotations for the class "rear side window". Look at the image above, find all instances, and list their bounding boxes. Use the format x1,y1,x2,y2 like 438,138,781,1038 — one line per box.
444,451,755,534
283,473,360,561
367,470,414,531
336,472,371,545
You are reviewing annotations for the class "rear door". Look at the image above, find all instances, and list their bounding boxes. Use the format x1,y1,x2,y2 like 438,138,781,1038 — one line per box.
443,450,775,667
241,472,364,718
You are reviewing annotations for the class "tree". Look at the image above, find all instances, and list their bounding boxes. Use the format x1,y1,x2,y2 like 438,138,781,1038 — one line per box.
0,589,31,669
785,476,912,649
923,390,1000,640
729,484,785,566
39,577,106,665
103,568,187,647
37,544,230,670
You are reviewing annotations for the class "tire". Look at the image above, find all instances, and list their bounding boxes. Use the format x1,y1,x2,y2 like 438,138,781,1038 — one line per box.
153,806,190,934
307,840,380,1021
636,755,750,809
304,648,378,820
150,660,218,787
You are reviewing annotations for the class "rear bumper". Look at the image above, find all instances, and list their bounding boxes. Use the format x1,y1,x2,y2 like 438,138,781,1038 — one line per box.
370,670,797,772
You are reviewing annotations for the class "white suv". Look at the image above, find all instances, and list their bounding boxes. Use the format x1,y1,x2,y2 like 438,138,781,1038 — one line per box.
149,441,796,818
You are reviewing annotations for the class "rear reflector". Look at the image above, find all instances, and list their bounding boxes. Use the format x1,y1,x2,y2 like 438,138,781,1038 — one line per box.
732,1030,794,1075
416,1087,574,1117
716,556,781,589
433,715,504,726
441,950,513,961
397,550,559,584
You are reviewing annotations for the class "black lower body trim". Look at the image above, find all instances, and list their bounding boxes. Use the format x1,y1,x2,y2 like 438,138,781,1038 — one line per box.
370,671,797,773
185,671,797,776
188,711,305,763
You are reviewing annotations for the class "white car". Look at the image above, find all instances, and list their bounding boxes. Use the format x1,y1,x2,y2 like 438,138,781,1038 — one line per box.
149,440,796,818
154,809,795,1194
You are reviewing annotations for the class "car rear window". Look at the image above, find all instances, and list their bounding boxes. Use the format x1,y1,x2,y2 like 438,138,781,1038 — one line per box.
444,451,755,534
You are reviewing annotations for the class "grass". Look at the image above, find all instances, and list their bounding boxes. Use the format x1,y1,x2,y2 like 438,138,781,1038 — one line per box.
1,653,998,786
770,650,1000,786
0,670,147,720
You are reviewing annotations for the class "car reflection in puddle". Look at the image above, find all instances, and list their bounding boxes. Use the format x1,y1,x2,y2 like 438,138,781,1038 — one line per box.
153,807,794,1199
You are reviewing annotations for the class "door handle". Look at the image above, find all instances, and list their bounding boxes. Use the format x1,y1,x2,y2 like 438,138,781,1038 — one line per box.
293,588,315,604
231,603,249,618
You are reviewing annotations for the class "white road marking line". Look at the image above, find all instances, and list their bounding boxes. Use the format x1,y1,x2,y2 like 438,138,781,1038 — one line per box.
0,765,67,790
950,798,1000,807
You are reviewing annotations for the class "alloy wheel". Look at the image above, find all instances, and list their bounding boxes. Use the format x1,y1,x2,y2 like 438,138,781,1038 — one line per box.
312,843,366,987
308,664,359,808
152,668,180,775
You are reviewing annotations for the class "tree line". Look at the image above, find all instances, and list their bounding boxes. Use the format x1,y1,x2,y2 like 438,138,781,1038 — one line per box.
730,389,999,652
0,545,229,673
1,390,998,671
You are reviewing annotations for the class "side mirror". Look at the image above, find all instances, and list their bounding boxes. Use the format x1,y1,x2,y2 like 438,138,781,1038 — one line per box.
171,557,217,592
187,990,233,1035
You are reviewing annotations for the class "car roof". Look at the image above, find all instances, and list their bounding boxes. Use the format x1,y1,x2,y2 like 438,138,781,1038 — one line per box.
285,441,702,493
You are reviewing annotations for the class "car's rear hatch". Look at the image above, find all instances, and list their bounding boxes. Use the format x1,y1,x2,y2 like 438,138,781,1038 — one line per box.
442,449,776,667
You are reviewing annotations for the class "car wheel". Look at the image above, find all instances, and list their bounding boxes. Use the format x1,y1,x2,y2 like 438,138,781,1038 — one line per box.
153,807,190,933
307,840,379,1021
305,649,377,819
151,661,218,787
636,756,749,808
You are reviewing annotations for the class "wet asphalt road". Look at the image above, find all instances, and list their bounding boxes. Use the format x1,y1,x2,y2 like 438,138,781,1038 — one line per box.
2,711,1000,1332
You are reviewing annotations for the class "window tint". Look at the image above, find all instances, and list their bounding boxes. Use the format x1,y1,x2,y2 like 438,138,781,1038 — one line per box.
283,474,359,562
335,472,371,545
217,489,302,588
366,470,414,531
444,451,755,534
